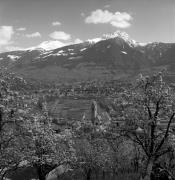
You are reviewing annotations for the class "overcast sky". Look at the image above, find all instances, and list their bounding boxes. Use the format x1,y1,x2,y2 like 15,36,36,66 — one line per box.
0,0,174,52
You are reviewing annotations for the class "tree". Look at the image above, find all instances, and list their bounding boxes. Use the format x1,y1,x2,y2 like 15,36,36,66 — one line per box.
115,72,175,180
23,100,77,180
0,69,77,180
0,70,30,180
74,118,116,180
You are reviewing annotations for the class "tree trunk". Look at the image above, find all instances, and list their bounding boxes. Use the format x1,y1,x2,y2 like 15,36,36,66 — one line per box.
102,170,105,180
94,168,99,180
86,168,91,180
36,165,46,180
141,158,154,180
111,169,116,180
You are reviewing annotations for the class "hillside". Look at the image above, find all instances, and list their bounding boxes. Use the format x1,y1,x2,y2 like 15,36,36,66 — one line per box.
0,32,175,83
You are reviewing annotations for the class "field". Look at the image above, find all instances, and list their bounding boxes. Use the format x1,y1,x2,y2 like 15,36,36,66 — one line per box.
48,97,92,122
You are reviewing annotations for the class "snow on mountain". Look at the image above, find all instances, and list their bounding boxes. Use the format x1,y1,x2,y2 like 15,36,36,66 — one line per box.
23,31,148,55
102,31,149,47
58,50,64,54
41,50,54,55
103,31,130,40
7,55,21,61
87,38,103,44
138,42,148,46
68,56,83,60
85,31,147,48
121,51,127,54
68,49,74,51
0,31,174,84
11,31,150,56
80,48,87,52
26,47,45,53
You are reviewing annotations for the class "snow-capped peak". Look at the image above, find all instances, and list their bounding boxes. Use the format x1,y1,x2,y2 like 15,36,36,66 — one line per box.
86,31,134,45
86,31,147,47
26,47,45,52
87,38,103,44
102,31,145,47
103,31,130,40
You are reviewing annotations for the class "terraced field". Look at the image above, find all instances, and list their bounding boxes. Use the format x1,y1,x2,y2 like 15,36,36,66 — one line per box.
48,97,92,122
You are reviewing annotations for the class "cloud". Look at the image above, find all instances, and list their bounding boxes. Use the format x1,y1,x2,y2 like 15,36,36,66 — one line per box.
49,31,71,40
26,32,41,38
0,26,14,48
52,21,61,26
16,27,26,31
37,40,68,50
74,38,83,44
85,9,132,28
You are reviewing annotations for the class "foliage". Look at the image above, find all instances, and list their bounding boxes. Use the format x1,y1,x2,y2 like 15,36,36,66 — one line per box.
0,70,77,180
111,72,175,180
0,70,29,179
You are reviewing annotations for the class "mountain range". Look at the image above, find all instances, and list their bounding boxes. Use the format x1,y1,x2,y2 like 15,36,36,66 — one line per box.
0,31,175,83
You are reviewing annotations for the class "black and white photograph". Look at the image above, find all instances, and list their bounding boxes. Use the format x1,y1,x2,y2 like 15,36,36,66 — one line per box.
0,0,174,180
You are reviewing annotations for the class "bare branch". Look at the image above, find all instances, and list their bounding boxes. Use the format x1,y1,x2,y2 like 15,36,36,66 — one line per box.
153,96,162,121
155,113,175,153
149,97,162,153
155,147,172,159
146,105,152,120
134,133,149,156
125,130,149,157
